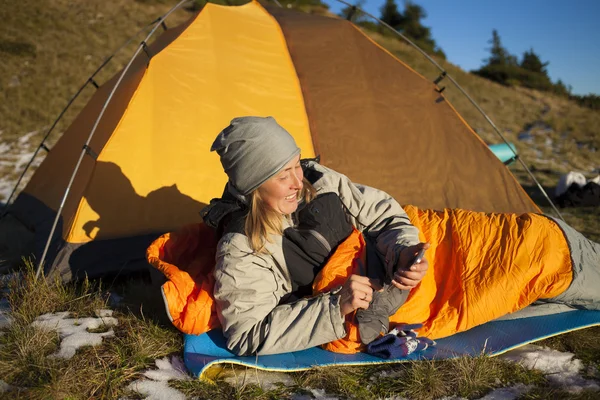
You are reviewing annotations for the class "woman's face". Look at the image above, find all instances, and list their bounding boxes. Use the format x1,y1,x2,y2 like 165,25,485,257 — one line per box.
258,154,303,215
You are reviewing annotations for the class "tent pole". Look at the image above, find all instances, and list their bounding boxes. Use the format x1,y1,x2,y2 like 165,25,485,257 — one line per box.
332,0,564,221
1,20,159,218
35,0,193,279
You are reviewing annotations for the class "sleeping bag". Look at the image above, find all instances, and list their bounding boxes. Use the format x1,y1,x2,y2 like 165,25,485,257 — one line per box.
147,206,600,353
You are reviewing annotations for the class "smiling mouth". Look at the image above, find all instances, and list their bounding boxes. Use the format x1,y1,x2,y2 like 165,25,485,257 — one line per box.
285,193,297,200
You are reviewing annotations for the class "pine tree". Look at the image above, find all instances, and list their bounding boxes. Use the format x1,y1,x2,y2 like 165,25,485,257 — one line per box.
380,0,403,30
401,2,429,41
486,29,515,66
379,0,445,58
521,48,549,75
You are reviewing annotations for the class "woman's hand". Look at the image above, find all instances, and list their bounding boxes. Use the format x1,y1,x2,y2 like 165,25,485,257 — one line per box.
339,274,382,316
392,243,430,290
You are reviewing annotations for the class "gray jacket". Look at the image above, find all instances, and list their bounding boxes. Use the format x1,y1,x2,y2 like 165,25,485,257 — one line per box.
212,161,420,355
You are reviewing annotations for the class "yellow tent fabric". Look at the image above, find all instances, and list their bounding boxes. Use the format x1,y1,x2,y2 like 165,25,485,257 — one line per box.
68,2,314,243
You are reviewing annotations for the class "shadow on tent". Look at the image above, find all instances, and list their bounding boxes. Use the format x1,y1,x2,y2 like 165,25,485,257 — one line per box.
65,161,207,281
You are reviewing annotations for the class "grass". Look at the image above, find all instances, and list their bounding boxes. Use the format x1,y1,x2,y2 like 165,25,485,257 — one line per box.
0,262,182,399
0,261,596,398
0,256,596,398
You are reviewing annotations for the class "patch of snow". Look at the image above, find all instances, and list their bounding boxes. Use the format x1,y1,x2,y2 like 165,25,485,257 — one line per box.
1,182,15,202
372,368,404,381
18,130,38,146
291,388,340,400
31,310,118,359
95,309,114,318
12,150,41,172
126,380,186,400
501,345,599,393
127,357,189,400
478,383,532,399
0,128,47,202
143,357,189,382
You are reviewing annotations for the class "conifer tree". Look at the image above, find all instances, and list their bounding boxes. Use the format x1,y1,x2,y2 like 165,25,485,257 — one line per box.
379,0,445,58
521,48,549,75
485,29,516,66
401,2,439,54
380,0,403,30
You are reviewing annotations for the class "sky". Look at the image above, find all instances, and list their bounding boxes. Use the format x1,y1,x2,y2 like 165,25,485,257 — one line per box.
322,0,600,96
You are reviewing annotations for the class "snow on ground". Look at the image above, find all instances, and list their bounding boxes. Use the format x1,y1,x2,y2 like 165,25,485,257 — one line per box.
501,344,600,393
31,309,118,359
142,357,189,382
292,388,341,400
125,356,189,400
478,383,533,400
0,129,46,203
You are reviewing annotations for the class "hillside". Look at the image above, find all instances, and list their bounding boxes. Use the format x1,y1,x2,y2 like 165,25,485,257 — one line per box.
0,0,191,200
1,0,598,228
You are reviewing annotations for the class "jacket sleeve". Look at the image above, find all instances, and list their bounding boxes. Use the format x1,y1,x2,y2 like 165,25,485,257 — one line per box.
315,163,421,278
213,236,347,356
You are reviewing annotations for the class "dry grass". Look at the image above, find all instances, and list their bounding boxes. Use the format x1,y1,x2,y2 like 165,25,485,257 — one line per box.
0,254,597,398
0,0,192,199
0,0,191,143
7,261,108,325
0,262,182,398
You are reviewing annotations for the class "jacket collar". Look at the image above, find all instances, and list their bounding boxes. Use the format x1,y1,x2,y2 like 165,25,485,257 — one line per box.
200,182,247,230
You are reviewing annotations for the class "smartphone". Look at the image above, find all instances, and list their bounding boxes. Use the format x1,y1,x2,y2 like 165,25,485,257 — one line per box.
411,248,426,266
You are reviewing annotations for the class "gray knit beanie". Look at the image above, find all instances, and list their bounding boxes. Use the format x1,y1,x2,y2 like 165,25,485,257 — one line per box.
210,116,301,195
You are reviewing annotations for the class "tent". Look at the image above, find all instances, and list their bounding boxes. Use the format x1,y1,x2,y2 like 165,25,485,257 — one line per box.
5,1,539,281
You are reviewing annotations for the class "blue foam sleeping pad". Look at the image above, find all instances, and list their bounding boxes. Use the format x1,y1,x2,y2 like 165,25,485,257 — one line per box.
184,305,600,379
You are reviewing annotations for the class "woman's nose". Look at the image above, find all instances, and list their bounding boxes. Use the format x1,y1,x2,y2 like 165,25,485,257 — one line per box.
291,170,302,188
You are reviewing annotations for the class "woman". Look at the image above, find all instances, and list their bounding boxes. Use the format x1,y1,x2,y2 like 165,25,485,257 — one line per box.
202,116,600,357
201,116,429,356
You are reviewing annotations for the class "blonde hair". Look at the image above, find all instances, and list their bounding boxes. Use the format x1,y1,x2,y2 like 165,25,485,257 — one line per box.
245,178,316,253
